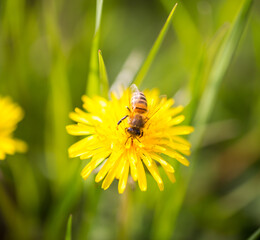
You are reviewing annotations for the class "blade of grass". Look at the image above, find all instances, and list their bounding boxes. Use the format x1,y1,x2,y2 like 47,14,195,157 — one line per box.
43,2,83,239
86,0,104,96
132,3,178,87
98,50,109,98
65,215,72,240
43,0,72,185
248,228,260,240
191,0,253,148
151,0,253,239
185,23,230,123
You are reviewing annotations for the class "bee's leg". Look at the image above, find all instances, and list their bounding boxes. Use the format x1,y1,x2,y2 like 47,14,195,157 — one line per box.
144,116,149,124
126,106,131,112
140,130,143,138
117,115,128,129
146,122,151,130
125,136,131,145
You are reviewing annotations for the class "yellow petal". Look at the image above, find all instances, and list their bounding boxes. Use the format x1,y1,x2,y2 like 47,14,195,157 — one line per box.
168,106,184,116
118,161,129,194
141,153,164,191
0,138,16,154
81,152,108,180
93,96,108,107
90,115,103,123
81,158,105,180
79,151,95,160
115,152,127,179
151,160,164,191
153,145,166,153
129,148,138,181
79,148,109,160
149,153,174,173
157,140,190,152
66,124,95,135
69,109,91,125
0,151,5,160
163,170,176,183
14,139,27,153
82,95,107,108
136,155,147,191
163,149,190,166
101,157,122,190
169,126,194,135
82,95,107,114
168,115,185,126
177,149,191,156
95,149,123,182
68,135,99,158
172,136,191,147
163,98,174,109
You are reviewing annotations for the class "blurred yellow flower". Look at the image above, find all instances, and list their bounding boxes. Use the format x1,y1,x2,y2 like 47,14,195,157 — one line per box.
0,96,27,160
67,88,194,193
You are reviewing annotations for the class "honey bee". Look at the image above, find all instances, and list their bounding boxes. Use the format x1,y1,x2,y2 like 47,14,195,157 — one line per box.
117,85,148,140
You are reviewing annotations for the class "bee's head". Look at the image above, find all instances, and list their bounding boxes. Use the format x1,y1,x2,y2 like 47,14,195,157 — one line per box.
127,127,141,137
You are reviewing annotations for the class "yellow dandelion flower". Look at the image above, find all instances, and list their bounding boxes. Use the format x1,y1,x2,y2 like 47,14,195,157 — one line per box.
67,88,194,193
0,96,27,160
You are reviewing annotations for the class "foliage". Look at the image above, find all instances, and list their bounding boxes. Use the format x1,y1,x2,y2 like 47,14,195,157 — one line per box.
0,0,259,239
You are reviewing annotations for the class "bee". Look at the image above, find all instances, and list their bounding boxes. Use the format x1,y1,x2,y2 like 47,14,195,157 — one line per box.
117,85,148,141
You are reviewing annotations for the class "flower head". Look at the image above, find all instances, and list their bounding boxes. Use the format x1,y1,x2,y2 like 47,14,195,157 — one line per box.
67,88,194,193
0,96,27,160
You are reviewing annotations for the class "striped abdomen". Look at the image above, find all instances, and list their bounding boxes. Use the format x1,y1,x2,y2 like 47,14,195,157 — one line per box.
131,91,147,114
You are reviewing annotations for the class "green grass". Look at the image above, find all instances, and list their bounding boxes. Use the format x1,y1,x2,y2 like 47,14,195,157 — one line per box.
0,0,258,239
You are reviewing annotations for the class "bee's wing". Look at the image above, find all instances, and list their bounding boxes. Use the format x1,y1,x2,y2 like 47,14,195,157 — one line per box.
130,84,139,93
146,94,167,122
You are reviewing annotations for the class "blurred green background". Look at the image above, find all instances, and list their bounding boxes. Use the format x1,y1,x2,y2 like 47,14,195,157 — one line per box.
0,0,260,239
